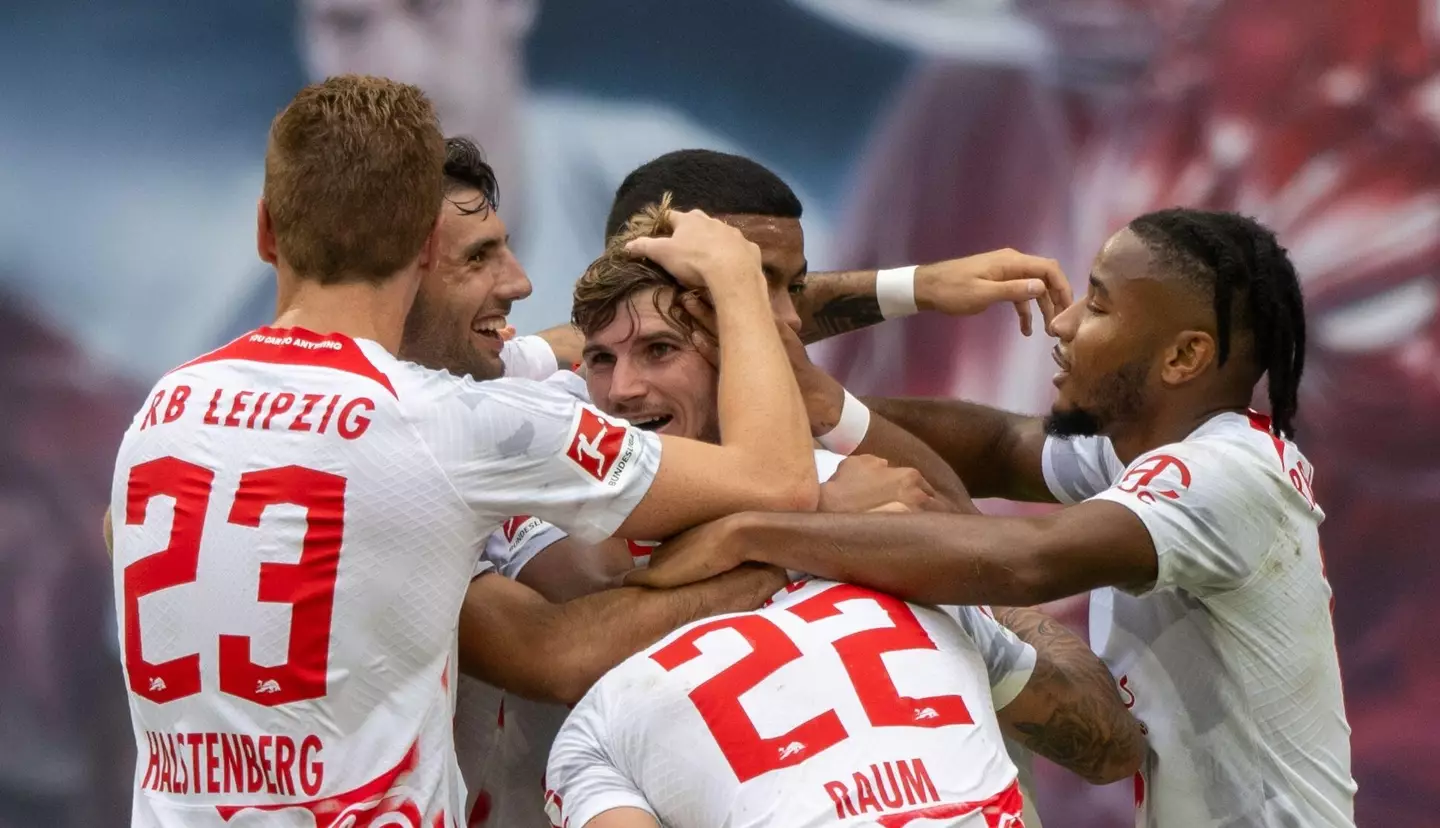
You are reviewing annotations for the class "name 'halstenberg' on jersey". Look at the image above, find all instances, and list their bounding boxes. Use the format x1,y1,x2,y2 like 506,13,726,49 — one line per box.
109,327,661,828
1042,411,1356,828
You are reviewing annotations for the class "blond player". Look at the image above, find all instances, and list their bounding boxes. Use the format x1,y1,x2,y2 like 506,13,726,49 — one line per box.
107,76,825,828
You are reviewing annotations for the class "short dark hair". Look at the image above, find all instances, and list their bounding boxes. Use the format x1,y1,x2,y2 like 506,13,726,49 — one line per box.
1128,208,1307,439
443,136,500,216
604,149,802,240
264,75,445,284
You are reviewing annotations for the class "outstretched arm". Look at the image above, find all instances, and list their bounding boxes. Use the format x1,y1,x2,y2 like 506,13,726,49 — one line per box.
862,398,1054,503
796,250,1073,344
993,606,1146,785
629,502,1157,608
459,564,785,704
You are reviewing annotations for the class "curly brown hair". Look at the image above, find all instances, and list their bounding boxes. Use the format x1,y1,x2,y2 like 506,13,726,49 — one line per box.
571,193,702,338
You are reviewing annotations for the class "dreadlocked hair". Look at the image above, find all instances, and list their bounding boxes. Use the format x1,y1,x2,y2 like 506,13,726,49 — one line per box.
1127,208,1307,439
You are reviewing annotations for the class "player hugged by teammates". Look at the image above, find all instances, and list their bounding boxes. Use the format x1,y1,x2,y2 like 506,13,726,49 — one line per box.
108,76,823,828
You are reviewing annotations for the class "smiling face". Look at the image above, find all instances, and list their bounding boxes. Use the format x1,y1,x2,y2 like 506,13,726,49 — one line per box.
582,286,720,441
399,187,531,380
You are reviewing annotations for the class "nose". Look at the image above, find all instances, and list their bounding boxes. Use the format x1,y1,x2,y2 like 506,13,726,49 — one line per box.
496,252,534,303
772,290,802,335
1050,297,1081,342
608,356,649,405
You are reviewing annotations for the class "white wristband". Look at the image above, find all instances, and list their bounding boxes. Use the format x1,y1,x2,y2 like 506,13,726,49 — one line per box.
817,389,872,456
875,265,919,319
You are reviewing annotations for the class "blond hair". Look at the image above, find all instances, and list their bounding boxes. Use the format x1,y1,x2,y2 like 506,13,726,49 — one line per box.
571,193,701,337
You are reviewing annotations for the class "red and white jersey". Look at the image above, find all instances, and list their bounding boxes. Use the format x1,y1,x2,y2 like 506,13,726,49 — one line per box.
454,446,847,827
545,578,1032,828
1041,411,1355,827
109,326,661,828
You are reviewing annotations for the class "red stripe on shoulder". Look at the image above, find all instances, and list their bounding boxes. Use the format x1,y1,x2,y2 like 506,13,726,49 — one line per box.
1245,410,1287,466
170,326,397,398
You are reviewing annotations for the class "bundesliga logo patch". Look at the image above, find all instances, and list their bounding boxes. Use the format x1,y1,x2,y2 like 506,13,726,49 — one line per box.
565,406,635,486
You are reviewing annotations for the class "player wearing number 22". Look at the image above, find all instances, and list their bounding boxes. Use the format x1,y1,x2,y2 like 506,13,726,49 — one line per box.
548,578,1042,828
107,78,822,827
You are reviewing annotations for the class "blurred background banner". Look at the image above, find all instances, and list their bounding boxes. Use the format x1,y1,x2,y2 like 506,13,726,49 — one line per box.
2,1,1432,825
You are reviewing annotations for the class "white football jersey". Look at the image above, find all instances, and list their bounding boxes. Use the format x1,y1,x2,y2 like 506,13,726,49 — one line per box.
1042,411,1356,828
453,446,847,827
109,327,661,828
545,578,1031,828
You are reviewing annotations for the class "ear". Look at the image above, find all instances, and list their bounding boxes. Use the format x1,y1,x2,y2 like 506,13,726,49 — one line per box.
257,198,278,266
1161,330,1217,387
417,215,442,270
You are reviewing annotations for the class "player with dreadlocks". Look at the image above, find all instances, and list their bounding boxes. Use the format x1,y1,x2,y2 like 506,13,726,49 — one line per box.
632,208,1356,827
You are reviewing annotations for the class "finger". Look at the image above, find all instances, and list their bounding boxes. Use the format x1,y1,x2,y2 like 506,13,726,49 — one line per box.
1044,258,1074,311
914,475,938,499
691,328,719,368
867,501,913,514
1014,300,1033,337
1035,289,1057,337
499,325,517,342
678,292,718,338
623,567,662,587
624,236,667,260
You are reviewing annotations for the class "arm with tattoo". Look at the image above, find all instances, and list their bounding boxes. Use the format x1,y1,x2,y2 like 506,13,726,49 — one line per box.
992,606,1146,785
796,269,885,343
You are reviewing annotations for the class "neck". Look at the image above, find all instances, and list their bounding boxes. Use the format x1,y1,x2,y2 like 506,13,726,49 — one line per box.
270,267,418,355
1108,401,1249,465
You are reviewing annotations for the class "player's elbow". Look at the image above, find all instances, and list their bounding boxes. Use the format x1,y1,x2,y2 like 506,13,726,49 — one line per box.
749,469,821,513
1086,722,1146,785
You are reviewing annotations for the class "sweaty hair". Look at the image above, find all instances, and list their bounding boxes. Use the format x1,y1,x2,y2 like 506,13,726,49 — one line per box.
573,193,700,339
443,136,500,217
1128,208,1307,438
604,149,802,241
263,75,445,284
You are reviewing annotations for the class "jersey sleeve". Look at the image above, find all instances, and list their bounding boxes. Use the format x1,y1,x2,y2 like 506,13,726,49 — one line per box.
428,373,662,543
483,518,572,579
500,335,560,381
945,605,1037,710
472,547,498,580
1089,441,1285,598
1041,434,1124,504
545,691,655,828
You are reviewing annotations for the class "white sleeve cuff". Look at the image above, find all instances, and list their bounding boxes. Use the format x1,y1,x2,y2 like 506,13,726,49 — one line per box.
501,335,561,381
551,791,656,828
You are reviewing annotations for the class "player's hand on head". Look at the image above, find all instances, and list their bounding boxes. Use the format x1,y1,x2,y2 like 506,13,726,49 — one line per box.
677,291,719,368
624,514,750,589
819,455,937,513
625,209,763,291
915,249,1073,337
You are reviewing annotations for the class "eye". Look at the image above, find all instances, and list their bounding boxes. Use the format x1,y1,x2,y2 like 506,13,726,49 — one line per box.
787,279,807,297
585,353,614,370
647,342,675,359
1086,302,1106,315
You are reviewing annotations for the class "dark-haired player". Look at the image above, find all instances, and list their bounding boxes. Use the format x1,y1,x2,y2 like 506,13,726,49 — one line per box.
636,208,1356,828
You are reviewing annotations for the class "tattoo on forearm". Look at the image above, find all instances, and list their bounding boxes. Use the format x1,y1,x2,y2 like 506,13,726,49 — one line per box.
995,607,1146,784
802,294,885,343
